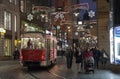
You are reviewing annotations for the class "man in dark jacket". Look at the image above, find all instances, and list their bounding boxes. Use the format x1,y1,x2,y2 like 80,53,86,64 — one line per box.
13,47,20,60
66,47,73,69
100,49,108,67
92,47,101,69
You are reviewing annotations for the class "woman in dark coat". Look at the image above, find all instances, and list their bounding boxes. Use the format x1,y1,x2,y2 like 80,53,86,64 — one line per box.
75,47,83,73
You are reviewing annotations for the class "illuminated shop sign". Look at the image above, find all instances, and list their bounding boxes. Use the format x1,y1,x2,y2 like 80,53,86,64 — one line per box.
114,26,120,64
114,26,120,37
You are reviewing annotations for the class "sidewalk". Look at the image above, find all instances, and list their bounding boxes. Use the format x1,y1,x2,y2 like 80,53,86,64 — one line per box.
1,57,120,73
0,60,20,67
98,61,120,73
107,64,120,73
57,56,120,73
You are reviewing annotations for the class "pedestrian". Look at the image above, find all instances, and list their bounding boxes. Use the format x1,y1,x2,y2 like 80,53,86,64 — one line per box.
92,47,101,69
83,48,94,70
74,47,83,73
27,39,32,48
61,49,65,58
13,47,20,60
66,47,73,69
100,49,108,67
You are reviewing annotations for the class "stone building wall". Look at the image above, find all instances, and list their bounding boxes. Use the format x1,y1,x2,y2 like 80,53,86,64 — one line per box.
0,0,20,60
97,0,110,55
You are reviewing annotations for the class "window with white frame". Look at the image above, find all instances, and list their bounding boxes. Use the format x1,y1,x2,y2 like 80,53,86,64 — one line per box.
4,11,12,30
4,39,12,56
14,0,17,5
9,0,17,5
14,15,17,32
20,0,24,12
9,0,12,3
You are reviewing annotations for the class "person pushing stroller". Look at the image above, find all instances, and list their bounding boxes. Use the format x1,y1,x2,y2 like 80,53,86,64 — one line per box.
83,48,94,73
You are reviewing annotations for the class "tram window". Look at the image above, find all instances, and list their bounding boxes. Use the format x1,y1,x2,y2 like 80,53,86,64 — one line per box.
33,38,45,49
21,38,45,49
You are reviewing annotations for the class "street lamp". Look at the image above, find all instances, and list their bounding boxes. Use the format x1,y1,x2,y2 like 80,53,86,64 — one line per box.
56,25,60,37
73,12,79,17
78,21,82,25
0,27,6,38
57,25,60,30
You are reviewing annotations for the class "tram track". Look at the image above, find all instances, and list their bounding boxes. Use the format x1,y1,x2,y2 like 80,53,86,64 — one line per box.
48,70,66,79
28,72,40,79
27,68,66,79
21,58,67,79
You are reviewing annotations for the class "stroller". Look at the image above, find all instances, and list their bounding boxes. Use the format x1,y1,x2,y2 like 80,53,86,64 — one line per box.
84,56,94,73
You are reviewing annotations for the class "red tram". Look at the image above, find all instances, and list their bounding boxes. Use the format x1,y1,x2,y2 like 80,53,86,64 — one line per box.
20,32,57,68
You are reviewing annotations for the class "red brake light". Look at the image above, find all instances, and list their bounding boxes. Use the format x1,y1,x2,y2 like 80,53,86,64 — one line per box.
41,55,45,61
40,50,46,61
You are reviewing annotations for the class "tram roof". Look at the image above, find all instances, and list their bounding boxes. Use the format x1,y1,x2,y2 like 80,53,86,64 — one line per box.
21,32,43,38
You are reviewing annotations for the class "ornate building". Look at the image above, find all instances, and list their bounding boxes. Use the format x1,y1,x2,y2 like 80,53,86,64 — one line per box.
0,0,20,60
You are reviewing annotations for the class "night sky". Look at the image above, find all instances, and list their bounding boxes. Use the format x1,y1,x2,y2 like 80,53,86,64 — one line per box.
79,0,96,21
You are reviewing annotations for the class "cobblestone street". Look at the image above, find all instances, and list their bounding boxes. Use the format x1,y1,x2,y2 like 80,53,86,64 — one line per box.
0,57,120,79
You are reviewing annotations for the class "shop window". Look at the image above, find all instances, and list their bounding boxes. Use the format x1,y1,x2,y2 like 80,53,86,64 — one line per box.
4,39,12,56
9,0,17,5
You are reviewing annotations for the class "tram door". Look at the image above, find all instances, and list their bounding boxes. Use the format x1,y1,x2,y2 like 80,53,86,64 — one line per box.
53,40,55,58
46,39,50,64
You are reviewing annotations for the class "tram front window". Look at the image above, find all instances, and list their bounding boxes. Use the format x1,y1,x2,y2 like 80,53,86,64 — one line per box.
21,38,45,49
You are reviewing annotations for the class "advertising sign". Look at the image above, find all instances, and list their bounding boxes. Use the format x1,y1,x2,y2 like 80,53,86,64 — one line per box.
110,27,114,64
114,26,120,64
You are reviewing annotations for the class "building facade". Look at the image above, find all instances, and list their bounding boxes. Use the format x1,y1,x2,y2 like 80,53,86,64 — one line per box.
97,0,109,54
0,0,20,60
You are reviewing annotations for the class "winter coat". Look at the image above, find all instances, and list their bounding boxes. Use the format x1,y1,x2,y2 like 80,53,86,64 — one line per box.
75,50,83,63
